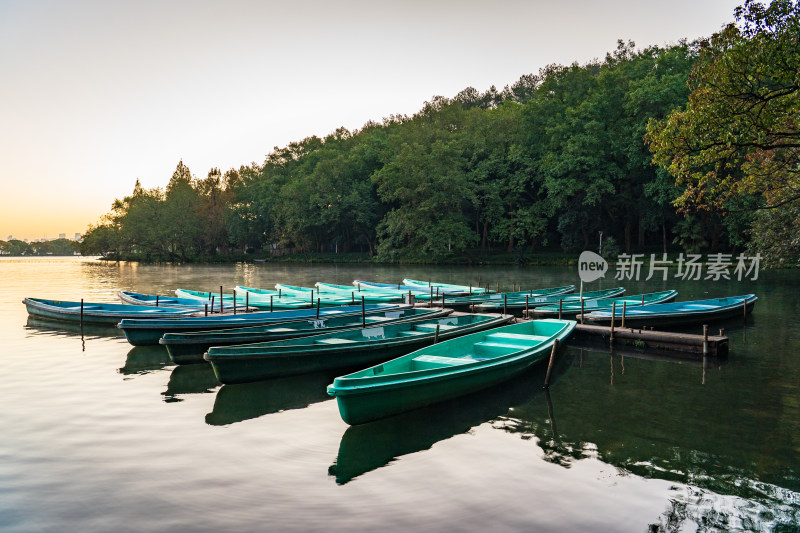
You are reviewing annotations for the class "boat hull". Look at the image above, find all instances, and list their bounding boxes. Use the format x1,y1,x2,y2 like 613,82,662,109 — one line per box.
23,297,197,326
327,319,575,425
583,295,757,328
161,308,451,363
117,303,407,346
205,313,514,383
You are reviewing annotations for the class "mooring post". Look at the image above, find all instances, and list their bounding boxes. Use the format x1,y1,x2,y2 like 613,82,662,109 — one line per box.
469,283,472,296
210,296,215,314
442,293,446,309
641,295,645,305
80,298,84,328
220,286,223,314
316,297,320,319
580,298,584,325
361,296,366,327
621,301,626,329
497,281,500,293
156,295,159,307
270,295,273,312
233,289,237,315
279,288,282,298
544,339,559,389
246,292,249,313
610,302,616,342
430,285,433,306
434,324,440,344
558,299,563,320
204,303,208,316
526,295,529,318
504,294,507,316
471,303,475,313
703,324,708,355
352,291,355,304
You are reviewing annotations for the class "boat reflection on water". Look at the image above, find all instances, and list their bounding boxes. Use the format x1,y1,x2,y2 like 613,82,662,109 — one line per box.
328,355,574,485
205,370,339,426
25,316,122,339
119,345,172,375
163,363,220,402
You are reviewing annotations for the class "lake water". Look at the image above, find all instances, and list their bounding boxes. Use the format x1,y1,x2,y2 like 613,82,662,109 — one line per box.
1,257,798,532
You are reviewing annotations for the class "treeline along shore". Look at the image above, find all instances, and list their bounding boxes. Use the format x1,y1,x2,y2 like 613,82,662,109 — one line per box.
78,1,800,267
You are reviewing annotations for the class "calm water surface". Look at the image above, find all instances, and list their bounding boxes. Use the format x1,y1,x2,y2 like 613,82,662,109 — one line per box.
1,257,798,532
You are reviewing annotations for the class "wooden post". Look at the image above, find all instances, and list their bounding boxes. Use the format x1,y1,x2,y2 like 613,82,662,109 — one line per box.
156,295,159,307
703,324,708,355
211,296,215,314
471,303,475,313
442,293,445,309
496,281,500,293
361,296,366,328
641,295,645,305
204,303,208,316
610,302,616,342
270,295,273,312
434,324,440,344
220,286,223,315
352,291,355,304
80,298,84,328
469,283,472,295
580,298,584,325
544,339,559,388
316,297,320,319
525,295,529,318
246,292,249,313
279,288,282,298
503,294,507,316
430,285,433,306
233,289,237,315
621,301,626,329
558,299,562,320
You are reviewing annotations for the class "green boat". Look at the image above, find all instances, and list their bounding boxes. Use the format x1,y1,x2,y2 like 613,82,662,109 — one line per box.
532,290,678,317
205,312,513,383
326,318,576,425
473,287,626,314
161,307,451,363
429,285,576,309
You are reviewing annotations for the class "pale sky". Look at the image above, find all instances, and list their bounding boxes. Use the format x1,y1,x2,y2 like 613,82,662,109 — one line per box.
0,0,742,241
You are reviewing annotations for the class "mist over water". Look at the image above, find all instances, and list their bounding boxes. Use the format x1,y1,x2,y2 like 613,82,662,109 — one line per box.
1,257,797,532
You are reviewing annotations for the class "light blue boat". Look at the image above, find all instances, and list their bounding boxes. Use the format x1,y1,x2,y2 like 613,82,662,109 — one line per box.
583,294,757,327
118,291,225,312
117,303,408,346
23,297,199,326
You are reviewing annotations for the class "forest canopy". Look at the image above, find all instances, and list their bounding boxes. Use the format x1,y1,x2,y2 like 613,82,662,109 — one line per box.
81,1,799,266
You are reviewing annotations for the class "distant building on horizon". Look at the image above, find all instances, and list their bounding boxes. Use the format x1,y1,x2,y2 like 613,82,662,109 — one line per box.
59,233,66,239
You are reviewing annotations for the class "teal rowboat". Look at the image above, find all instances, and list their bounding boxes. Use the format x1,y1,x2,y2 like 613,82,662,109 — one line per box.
582,294,757,328
532,290,678,317
233,286,328,309
160,307,452,363
117,303,407,346
119,291,230,312
23,297,199,326
205,312,514,383
402,278,491,295
473,287,626,314
327,318,576,425
314,282,416,302
430,285,575,309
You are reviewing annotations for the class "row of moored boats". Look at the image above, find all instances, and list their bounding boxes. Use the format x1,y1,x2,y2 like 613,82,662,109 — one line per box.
23,279,757,424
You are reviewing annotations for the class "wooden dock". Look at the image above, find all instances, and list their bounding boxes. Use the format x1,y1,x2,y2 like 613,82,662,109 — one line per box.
572,323,728,357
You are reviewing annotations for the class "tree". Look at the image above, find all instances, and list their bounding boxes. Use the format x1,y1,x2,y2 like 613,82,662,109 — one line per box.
648,0,800,212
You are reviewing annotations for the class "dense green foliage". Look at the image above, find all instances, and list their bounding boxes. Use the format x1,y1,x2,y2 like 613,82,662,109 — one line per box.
83,39,713,263
0,238,79,256
648,0,800,265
